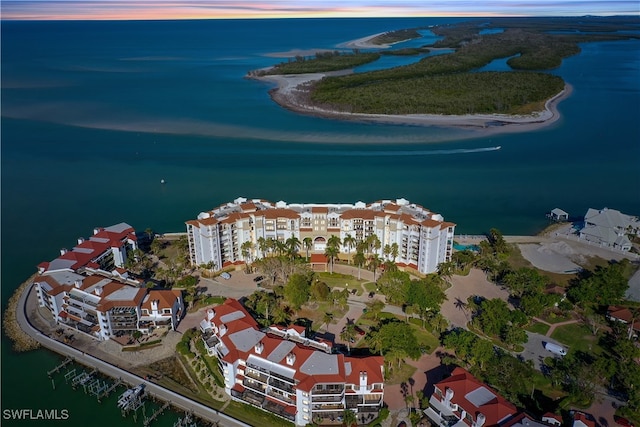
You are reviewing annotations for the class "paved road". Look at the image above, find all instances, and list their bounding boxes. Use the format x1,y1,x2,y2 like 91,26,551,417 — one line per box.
15,283,248,427
519,332,566,371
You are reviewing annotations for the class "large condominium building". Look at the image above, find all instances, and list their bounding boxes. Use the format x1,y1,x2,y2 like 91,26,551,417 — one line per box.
34,223,184,340
200,299,385,426
186,197,455,274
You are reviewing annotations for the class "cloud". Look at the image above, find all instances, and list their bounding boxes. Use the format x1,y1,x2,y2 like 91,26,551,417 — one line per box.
2,0,638,20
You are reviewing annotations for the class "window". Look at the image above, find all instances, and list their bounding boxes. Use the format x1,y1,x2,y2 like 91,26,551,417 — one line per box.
163,308,171,314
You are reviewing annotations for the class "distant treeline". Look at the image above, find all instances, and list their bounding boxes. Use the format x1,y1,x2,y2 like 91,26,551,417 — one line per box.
368,28,423,45
308,17,639,115
253,51,380,75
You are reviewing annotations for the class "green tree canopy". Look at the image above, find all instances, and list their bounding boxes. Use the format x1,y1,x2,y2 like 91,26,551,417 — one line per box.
284,273,312,309
567,260,630,306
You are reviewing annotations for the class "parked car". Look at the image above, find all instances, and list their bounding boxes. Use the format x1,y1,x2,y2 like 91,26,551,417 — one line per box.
253,275,264,282
368,291,375,298
614,416,635,427
544,342,567,356
220,272,231,280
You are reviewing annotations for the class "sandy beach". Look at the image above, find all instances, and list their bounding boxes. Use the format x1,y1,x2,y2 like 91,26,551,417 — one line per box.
252,30,573,134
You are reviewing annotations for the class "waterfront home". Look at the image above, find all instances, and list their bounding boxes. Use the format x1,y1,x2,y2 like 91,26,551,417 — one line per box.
579,207,639,251
199,298,384,426
186,197,455,275
424,367,518,426
33,223,184,341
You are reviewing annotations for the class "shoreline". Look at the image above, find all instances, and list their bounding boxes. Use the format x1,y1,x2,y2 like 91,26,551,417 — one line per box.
252,29,572,135
252,69,572,135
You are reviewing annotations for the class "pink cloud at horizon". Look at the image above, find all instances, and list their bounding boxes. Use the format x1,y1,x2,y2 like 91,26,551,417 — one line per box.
2,0,638,20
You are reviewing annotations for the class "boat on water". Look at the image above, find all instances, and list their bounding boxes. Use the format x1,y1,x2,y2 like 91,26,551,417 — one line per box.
117,384,145,409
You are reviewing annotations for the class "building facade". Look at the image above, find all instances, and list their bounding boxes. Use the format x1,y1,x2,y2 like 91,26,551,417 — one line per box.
200,299,384,426
186,197,455,274
580,207,639,251
34,223,184,341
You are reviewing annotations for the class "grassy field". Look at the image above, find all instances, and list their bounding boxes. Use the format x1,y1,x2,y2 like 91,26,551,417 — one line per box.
385,362,418,385
526,321,551,335
224,401,294,427
551,323,603,355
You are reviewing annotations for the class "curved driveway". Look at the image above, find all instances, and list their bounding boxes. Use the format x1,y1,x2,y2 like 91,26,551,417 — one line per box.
15,283,248,427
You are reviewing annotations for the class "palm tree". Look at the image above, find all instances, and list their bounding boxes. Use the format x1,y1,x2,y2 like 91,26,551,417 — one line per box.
325,245,339,274
322,312,334,331
327,235,341,252
257,237,268,258
343,234,356,261
342,409,357,427
390,242,399,261
366,234,381,256
383,244,392,261
340,323,357,353
353,251,366,280
368,254,382,282
303,237,313,260
285,236,301,260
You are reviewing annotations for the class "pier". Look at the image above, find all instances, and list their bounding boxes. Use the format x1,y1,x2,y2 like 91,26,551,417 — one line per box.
97,377,122,401
18,283,248,427
144,400,171,427
47,356,73,377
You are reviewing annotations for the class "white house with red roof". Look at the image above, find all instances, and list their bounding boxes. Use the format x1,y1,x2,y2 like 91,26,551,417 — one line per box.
572,412,596,427
199,298,384,426
186,197,454,275
139,290,184,332
424,367,518,427
38,222,138,274
33,223,183,341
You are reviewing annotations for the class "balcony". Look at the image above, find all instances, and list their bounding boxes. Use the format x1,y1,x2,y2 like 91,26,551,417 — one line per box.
312,394,343,403
269,378,294,394
245,369,268,383
312,403,344,411
312,386,344,396
243,378,266,393
267,389,294,405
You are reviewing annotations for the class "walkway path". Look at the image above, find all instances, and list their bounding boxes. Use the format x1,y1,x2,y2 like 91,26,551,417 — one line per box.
532,316,580,337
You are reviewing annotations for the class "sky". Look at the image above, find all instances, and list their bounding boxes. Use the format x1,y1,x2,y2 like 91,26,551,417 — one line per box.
1,0,638,20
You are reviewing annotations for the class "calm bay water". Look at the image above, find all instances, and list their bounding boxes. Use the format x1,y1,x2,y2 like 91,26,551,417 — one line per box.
1,18,639,425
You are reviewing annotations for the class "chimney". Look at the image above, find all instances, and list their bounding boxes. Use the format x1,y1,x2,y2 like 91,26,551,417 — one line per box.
74,279,82,288
93,227,103,235
219,324,227,336
444,387,454,405
206,308,215,321
475,413,486,427
286,352,296,366
77,237,85,245
359,371,368,389
255,341,264,354
94,286,103,296
60,248,68,256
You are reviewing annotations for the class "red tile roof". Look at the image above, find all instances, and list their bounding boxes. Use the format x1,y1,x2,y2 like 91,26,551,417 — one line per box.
434,367,517,426
310,254,328,263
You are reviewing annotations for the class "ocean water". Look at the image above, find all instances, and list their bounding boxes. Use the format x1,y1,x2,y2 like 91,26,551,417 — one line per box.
1,18,639,425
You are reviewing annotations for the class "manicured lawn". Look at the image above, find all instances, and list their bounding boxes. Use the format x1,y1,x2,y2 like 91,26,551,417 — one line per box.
224,401,294,427
540,312,574,324
551,323,602,354
317,272,366,295
410,324,440,355
386,362,417,385
526,321,551,335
